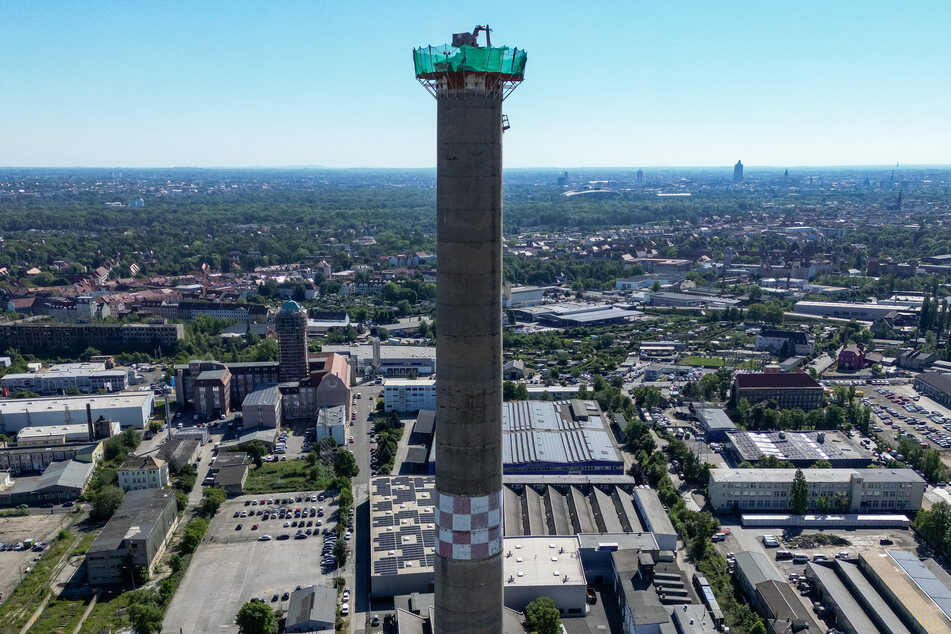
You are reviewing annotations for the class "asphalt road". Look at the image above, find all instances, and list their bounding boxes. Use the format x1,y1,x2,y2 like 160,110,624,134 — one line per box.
349,381,383,634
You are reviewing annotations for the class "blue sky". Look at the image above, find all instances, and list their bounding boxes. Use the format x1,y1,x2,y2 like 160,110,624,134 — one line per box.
4,1,950,168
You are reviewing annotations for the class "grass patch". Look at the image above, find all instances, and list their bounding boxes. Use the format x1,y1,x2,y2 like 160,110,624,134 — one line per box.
79,591,130,634
71,533,97,557
0,507,30,518
244,459,332,494
680,356,757,369
0,532,79,633
27,597,90,634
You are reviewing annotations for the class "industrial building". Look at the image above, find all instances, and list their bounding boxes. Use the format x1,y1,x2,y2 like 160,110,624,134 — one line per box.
793,301,918,322
384,378,436,413
708,468,925,514
754,329,815,356
17,420,117,446
696,409,737,442
0,459,94,506
914,373,951,408
502,536,588,616
734,551,822,633
0,440,103,474
240,385,282,428
322,342,436,378
157,438,200,472
117,455,169,491
86,488,178,585
513,302,639,328
631,487,678,552
502,476,672,547
805,551,951,634
284,585,336,632
611,547,721,633
370,475,677,603
1,361,129,395
500,400,624,476
731,370,824,410
502,284,544,308
370,475,437,598
0,392,154,433
724,430,872,468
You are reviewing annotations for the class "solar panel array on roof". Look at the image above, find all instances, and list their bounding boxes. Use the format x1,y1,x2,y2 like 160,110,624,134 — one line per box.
726,430,871,465
370,476,436,577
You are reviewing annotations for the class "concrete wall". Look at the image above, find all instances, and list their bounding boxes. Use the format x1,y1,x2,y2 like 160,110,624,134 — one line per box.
432,87,505,634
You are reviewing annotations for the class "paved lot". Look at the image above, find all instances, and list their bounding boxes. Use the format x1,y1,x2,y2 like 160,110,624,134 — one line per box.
162,493,345,634
716,523,921,632
0,512,71,603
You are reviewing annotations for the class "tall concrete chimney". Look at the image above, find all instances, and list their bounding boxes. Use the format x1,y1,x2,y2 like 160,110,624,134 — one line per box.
86,403,94,441
414,28,526,634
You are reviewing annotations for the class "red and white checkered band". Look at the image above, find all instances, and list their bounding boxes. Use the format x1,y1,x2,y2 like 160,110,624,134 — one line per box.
434,490,503,561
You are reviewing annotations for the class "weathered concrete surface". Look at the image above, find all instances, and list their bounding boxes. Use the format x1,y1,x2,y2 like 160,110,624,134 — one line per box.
433,93,504,634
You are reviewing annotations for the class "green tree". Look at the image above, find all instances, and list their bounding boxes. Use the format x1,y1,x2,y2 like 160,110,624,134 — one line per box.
175,490,189,513
245,440,267,468
334,538,348,565
128,603,165,634
790,468,809,515
235,601,278,634
91,485,126,520
525,596,562,634
180,517,209,554
334,450,360,479
810,460,832,469
200,487,227,517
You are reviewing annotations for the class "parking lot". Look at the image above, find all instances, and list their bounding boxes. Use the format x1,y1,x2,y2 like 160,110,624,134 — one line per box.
0,512,71,603
162,492,349,634
865,382,951,464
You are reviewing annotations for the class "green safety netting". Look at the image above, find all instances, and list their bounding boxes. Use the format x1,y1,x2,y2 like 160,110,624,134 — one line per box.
413,44,527,77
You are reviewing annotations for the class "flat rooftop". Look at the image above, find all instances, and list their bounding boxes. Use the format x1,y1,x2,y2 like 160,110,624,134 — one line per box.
384,379,436,388
0,393,153,414
502,536,585,588
711,467,923,485
726,430,871,463
17,424,91,439
370,476,436,579
88,489,176,553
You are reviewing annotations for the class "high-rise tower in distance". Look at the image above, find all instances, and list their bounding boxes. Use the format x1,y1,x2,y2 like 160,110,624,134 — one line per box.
734,159,744,182
414,26,526,634
275,300,308,382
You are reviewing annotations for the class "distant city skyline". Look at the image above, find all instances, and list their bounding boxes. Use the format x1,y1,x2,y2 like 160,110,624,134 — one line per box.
4,1,950,168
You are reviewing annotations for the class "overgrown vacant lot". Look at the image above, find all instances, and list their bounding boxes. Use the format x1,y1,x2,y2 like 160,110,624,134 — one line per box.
243,460,332,494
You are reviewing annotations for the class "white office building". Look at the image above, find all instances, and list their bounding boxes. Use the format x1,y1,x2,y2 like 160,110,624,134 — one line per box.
708,468,925,514
383,379,436,413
